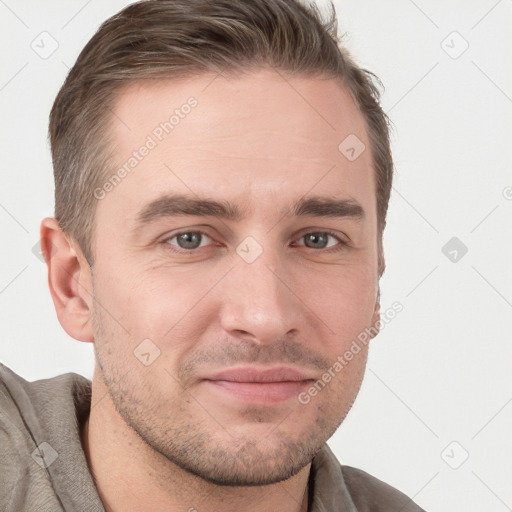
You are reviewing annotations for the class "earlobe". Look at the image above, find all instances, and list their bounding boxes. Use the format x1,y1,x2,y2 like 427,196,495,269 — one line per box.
40,218,95,343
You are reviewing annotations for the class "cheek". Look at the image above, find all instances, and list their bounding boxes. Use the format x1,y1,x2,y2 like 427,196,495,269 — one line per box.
295,263,378,344
92,260,223,356
298,345,368,426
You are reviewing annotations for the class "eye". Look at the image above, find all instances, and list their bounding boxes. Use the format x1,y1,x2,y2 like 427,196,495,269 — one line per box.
295,231,344,250
165,231,212,250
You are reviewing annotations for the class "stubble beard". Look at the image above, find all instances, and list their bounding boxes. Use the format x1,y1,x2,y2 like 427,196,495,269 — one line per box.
90,299,364,487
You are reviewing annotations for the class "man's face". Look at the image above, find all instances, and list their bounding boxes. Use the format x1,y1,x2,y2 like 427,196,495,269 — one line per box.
88,68,380,485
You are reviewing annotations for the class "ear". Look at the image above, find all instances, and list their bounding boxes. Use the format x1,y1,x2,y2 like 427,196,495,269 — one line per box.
40,218,94,343
370,283,381,338
377,240,386,279
369,245,385,339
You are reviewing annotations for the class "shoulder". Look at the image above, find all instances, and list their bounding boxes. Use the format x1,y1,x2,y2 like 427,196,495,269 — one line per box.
340,465,426,512
311,444,426,512
0,362,92,436
0,363,97,511
0,362,91,403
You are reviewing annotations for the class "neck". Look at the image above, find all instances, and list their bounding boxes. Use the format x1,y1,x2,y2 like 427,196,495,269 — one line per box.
81,376,311,512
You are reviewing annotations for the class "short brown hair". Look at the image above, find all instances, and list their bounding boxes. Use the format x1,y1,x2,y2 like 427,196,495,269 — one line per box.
49,0,393,269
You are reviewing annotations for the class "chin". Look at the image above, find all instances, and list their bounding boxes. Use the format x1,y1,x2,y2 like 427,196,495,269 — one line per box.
144,425,323,487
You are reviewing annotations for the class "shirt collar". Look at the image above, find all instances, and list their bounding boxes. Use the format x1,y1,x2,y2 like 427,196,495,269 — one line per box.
309,444,358,512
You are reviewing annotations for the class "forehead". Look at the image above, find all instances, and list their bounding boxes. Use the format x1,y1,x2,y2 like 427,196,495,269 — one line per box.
98,68,374,223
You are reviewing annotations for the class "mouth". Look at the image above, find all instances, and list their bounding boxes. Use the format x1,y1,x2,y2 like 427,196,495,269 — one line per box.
201,366,316,405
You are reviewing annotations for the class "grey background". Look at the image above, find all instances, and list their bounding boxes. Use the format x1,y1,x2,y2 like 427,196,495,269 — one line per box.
1,1,511,510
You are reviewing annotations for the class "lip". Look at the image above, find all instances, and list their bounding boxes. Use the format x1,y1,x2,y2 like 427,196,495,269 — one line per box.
204,366,315,383
202,366,316,405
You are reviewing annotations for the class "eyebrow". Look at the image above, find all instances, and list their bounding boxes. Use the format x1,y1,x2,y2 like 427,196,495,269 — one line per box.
293,196,364,220
134,193,365,232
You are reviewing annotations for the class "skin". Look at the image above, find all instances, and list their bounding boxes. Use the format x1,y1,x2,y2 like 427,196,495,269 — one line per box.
41,68,382,512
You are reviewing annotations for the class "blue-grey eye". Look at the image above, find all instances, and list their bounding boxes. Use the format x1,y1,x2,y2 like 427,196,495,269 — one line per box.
168,232,211,250
300,233,338,249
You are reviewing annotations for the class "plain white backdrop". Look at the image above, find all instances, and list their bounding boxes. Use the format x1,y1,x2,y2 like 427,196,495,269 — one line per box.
0,1,511,511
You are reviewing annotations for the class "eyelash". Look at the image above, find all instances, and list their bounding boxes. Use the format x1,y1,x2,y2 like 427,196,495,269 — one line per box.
294,230,348,252
161,229,348,254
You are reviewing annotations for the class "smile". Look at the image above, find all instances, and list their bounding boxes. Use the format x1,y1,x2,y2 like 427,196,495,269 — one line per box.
202,366,316,405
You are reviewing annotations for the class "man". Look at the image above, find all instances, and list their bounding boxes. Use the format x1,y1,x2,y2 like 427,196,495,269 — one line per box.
0,0,425,510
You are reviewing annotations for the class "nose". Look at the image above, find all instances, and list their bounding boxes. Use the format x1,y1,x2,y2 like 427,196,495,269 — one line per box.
219,250,304,344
